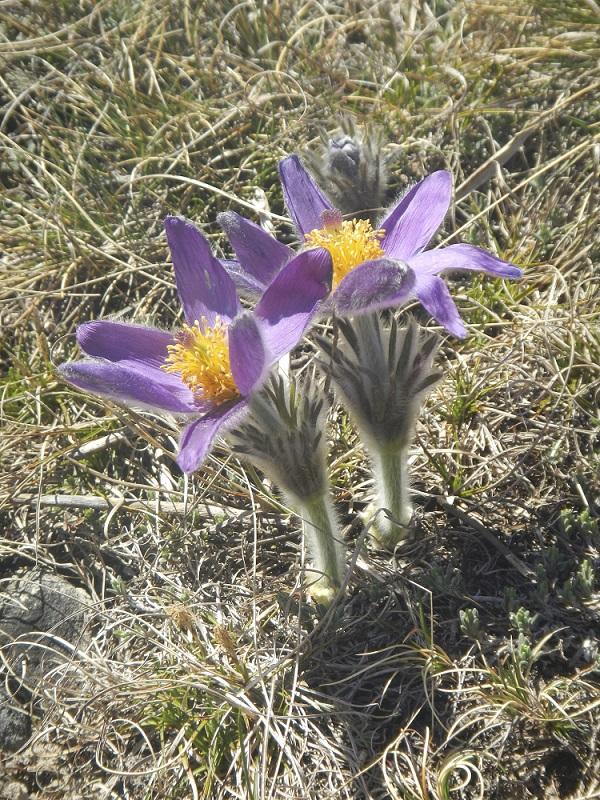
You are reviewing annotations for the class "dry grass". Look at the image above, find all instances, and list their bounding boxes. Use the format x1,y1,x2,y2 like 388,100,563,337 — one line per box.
1,0,599,797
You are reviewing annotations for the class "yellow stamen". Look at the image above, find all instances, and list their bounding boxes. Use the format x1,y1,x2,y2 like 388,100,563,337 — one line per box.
162,318,239,404
305,218,385,287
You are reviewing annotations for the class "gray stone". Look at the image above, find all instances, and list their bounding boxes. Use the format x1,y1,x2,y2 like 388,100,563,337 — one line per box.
0,686,31,753
0,569,90,754
0,569,90,690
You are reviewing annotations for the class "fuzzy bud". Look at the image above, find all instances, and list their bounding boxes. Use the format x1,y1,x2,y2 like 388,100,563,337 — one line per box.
229,374,345,603
318,314,442,450
305,118,388,223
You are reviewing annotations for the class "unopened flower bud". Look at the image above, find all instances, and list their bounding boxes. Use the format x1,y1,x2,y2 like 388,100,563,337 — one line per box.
305,119,388,223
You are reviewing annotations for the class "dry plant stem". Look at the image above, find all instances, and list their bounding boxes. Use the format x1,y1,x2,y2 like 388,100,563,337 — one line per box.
368,442,412,549
298,491,345,605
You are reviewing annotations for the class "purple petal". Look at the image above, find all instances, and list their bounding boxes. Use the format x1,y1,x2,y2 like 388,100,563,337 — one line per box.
278,155,333,236
255,248,333,361
228,312,267,396
164,216,240,326
219,259,265,300
59,360,197,413
332,258,416,316
408,243,523,279
217,211,293,285
177,401,247,473
76,321,174,368
415,274,467,338
380,171,452,260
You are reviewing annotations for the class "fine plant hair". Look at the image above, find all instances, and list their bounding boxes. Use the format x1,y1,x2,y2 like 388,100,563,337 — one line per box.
317,314,443,450
305,117,388,222
318,314,443,546
228,373,329,502
228,373,345,602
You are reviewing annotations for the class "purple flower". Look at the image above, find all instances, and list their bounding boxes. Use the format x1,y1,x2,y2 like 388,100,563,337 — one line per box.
218,156,522,337
59,216,332,474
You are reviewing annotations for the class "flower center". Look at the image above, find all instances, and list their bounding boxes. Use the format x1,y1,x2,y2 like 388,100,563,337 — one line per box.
162,318,239,405
305,218,385,287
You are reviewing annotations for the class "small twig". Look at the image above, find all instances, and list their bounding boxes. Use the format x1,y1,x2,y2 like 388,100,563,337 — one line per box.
12,493,260,520
71,432,128,459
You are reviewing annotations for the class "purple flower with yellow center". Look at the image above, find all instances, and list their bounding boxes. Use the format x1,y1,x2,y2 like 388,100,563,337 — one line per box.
59,216,332,474
218,156,522,337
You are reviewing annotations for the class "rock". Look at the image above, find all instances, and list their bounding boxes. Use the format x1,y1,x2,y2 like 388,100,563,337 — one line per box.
0,569,90,690
0,569,90,754
0,687,31,753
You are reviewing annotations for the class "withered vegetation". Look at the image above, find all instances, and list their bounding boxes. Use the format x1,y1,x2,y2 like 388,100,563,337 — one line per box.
1,1,598,797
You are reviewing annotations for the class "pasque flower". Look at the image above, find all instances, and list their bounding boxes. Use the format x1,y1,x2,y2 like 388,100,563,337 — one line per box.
218,156,522,336
59,216,332,474
318,315,442,549
229,374,345,605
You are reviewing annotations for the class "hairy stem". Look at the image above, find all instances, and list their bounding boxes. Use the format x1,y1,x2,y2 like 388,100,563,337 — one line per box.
298,492,345,605
368,443,412,549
